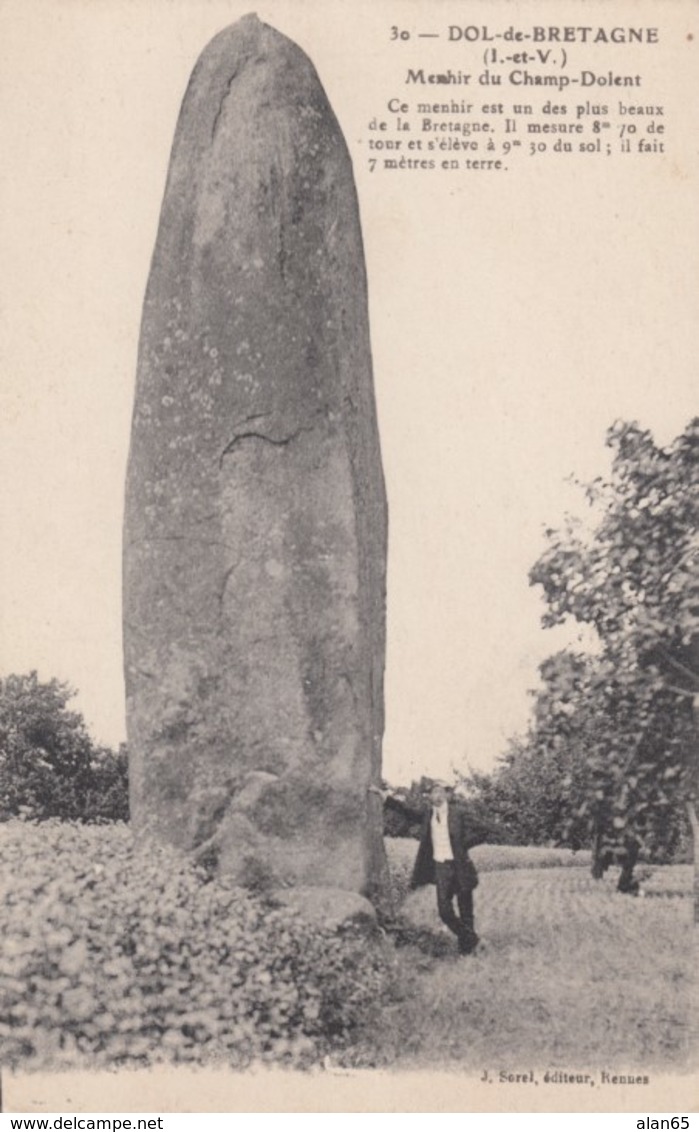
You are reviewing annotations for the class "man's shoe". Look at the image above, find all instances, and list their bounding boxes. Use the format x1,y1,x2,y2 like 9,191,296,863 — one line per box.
458,933,479,955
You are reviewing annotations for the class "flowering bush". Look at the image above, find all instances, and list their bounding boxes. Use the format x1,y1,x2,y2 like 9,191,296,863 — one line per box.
0,822,390,1070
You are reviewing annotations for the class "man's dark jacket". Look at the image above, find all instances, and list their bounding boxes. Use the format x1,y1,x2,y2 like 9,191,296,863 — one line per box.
386,795,505,892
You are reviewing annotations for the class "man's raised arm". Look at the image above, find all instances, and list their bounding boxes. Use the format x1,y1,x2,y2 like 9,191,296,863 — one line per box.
459,806,515,849
367,785,426,833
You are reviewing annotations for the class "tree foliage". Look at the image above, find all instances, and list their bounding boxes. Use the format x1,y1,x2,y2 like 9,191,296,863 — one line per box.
0,672,128,822
527,420,698,870
532,420,698,678
467,650,690,863
459,654,594,849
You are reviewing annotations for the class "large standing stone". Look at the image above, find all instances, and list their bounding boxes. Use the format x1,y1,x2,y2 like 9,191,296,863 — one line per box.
123,15,389,904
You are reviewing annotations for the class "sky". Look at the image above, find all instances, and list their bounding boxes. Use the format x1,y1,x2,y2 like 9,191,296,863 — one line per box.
1,0,697,786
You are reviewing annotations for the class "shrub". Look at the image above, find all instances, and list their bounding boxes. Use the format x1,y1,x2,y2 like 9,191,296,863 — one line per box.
384,837,415,908
0,674,93,821
0,673,129,823
81,745,130,823
0,822,390,1070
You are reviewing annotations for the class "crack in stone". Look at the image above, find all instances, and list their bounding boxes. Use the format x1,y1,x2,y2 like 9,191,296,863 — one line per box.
134,666,156,680
278,213,289,284
339,671,360,711
234,412,272,429
217,551,245,610
218,424,312,468
211,68,239,141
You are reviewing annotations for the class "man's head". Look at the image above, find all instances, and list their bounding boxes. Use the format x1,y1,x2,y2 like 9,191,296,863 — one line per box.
430,782,450,808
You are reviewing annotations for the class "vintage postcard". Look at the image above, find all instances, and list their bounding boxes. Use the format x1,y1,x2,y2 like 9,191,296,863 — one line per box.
0,0,697,1114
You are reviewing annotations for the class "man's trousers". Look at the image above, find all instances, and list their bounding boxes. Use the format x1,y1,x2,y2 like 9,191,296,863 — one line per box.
434,860,479,954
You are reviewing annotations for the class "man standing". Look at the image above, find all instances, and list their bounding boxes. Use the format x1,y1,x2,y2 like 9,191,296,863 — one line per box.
371,782,506,955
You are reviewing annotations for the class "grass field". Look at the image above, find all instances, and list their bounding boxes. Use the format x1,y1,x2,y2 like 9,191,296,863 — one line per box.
361,838,695,1072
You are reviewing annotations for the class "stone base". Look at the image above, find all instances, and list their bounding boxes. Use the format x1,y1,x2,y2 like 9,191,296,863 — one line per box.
271,887,377,932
